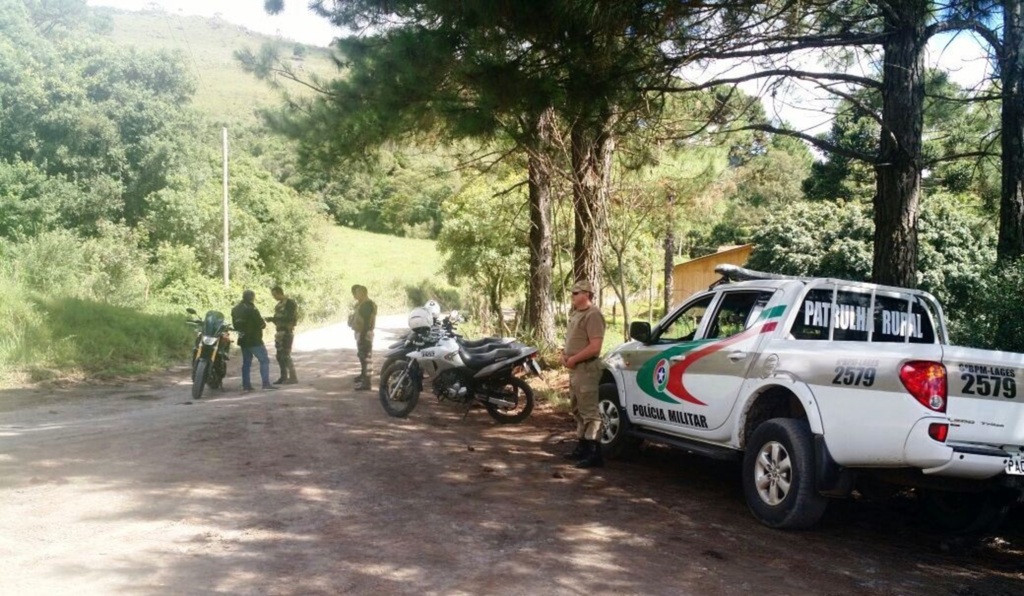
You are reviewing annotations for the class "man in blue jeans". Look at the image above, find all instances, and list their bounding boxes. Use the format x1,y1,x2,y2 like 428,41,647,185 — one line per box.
231,289,277,392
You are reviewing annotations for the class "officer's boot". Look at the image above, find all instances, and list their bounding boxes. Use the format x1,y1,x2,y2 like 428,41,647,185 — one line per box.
355,362,371,390
284,363,298,384
562,440,588,461
274,356,287,384
575,439,604,469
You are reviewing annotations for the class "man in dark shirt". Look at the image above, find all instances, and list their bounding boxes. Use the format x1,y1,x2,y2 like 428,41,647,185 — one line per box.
230,289,276,392
266,286,299,384
349,284,377,390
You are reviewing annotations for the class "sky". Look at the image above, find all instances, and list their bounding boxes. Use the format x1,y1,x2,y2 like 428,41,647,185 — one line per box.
87,1,993,135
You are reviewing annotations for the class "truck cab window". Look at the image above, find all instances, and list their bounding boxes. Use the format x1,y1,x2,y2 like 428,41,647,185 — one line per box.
657,295,713,343
707,291,776,340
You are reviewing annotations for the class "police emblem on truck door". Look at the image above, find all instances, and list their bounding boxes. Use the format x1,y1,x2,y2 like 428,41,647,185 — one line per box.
631,291,781,434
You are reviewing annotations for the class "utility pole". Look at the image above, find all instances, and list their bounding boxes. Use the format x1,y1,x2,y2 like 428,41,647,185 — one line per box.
222,127,230,289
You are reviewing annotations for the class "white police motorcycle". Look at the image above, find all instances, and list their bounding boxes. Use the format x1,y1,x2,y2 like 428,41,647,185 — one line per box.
378,307,542,423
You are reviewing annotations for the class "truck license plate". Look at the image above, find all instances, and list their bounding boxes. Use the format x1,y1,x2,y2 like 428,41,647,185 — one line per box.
1007,453,1024,476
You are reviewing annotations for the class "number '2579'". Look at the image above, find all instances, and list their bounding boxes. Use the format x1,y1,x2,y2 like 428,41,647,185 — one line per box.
962,373,1016,399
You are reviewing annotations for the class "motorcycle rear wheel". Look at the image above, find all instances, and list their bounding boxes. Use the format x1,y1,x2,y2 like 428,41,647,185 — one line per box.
483,377,534,424
192,358,210,400
378,360,420,418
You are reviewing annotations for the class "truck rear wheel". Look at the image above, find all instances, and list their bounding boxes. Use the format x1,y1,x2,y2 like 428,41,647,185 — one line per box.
742,418,827,529
919,489,1011,535
598,383,641,459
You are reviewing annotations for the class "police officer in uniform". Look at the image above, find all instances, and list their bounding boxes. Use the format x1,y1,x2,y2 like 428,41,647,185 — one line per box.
349,284,377,390
266,285,298,384
561,279,606,468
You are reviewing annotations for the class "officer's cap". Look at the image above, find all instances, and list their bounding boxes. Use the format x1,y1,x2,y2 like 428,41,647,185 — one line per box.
570,280,594,295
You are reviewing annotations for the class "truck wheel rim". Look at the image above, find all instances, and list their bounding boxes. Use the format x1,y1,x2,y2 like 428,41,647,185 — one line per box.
754,440,792,506
599,400,620,442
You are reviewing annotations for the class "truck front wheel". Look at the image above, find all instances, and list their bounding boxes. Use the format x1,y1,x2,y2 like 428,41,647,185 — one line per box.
742,418,828,530
598,383,641,459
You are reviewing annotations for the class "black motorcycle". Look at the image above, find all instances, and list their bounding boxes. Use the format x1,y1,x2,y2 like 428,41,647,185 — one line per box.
186,308,233,399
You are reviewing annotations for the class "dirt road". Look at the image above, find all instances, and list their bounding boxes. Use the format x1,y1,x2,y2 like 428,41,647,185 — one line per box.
1,317,1022,595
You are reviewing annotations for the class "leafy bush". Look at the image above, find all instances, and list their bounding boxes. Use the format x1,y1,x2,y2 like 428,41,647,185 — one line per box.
949,260,1024,351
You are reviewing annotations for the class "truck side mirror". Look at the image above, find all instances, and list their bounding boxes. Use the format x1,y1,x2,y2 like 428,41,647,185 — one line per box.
186,308,197,315
629,321,651,343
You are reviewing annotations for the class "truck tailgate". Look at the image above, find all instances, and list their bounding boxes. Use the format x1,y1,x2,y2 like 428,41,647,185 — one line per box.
942,345,1024,447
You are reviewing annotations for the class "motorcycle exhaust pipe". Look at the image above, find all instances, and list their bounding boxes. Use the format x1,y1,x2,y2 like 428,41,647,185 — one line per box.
487,397,516,408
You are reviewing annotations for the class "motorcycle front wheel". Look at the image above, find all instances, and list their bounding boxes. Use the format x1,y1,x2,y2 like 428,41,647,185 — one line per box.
192,358,210,400
209,357,226,389
378,360,420,418
483,377,534,424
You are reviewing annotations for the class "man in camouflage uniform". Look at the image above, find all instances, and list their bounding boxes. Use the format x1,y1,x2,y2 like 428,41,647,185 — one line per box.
349,284,377,390
266,286,298,384
561,279,606,468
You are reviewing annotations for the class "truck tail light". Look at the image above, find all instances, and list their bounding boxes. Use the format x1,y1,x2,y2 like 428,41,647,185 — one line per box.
928,422,949,442
900,360,947,413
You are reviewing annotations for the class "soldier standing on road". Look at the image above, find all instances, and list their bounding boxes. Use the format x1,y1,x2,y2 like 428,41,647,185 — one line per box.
266,285,299,385
561,280,606,468
231,289,277,392
349,284,377,391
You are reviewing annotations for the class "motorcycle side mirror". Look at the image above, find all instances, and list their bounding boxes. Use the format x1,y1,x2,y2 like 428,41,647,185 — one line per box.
186,307,197,315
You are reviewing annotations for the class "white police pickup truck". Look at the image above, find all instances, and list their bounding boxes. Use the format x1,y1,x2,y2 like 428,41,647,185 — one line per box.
598,265,1024,531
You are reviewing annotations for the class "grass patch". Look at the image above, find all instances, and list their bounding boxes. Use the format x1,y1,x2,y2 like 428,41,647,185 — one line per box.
311,224,456,316
0,284,194,382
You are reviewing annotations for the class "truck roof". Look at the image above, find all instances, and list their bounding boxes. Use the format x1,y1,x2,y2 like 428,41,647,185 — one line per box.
713,265,940,300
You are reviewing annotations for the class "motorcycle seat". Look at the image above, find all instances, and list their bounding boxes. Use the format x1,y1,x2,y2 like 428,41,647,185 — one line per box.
461,341,513,354
460,347,523,370
457,336,507,348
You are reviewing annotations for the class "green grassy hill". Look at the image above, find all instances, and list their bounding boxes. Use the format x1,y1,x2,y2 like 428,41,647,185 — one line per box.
311,224,452,316
96,7,337,124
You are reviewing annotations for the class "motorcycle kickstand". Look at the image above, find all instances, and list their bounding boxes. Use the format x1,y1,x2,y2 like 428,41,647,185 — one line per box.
461,403,474,421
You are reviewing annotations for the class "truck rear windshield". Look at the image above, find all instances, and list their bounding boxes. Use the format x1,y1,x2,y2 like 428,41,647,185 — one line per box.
790,287,936,343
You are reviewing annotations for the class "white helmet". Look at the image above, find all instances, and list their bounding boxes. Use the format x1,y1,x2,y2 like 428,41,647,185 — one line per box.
424,300,441,320
408,307,433,330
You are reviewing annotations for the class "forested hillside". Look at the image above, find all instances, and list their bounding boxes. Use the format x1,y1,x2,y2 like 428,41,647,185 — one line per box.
3,0,1023,383
0,1,440,382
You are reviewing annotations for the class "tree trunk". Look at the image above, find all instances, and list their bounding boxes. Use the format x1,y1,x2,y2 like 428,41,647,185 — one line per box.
490,277,504,335
570,116,615,288
663,192,676,315
872,0,927,288
614,248,631,341
525,107,556,347
999,0,1024,261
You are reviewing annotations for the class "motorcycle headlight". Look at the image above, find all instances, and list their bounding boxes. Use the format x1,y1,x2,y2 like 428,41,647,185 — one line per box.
202,336,219,346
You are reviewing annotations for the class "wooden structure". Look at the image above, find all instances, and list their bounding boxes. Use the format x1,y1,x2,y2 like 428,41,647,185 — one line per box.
671,244,753,307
